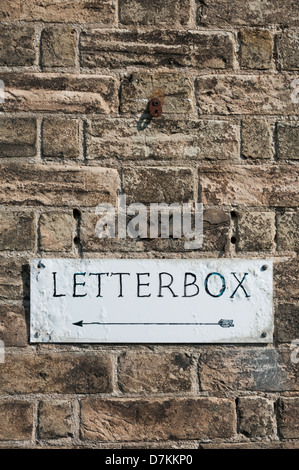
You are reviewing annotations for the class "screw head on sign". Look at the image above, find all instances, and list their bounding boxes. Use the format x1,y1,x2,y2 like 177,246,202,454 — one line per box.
149,98,162,118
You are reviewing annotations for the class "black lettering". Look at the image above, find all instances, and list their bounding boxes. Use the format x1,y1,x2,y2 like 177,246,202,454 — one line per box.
158,272,178,297
89,272,109,297
136,273,151,297
110,272,130,297
183,272,199,297
230,272,250,298
52,272,66,297
73,272,87,297
205,272,226,298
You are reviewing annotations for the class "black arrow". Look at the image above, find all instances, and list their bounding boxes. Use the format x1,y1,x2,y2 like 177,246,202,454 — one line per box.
73,319,234,328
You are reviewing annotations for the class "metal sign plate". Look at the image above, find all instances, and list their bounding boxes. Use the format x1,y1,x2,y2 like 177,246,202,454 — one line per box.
30,258,273,343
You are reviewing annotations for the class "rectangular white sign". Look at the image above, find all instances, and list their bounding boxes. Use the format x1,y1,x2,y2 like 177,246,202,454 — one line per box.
30,258,273,343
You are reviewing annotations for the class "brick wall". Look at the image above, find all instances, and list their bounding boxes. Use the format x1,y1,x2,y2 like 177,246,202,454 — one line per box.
0,0,298,449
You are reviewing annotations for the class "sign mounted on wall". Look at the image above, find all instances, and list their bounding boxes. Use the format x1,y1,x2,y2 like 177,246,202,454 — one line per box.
30,258,273,344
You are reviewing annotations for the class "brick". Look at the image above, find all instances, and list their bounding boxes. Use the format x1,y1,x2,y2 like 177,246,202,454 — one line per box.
38,401,73,439
198,347,298,392
277,31,299,70
276,211,299,251
278,398,299,438
240,30,273,69
0,353,113,394
238,397,275,437
0,73,118,114
81,30,234,70
199,165,299,207
275,304,299,343
121,73,195,115
123,167,195,204
202,208,230,252
0,0,116,24
235,210,275,252
199,0,299,26
80,397,236,441
39,212,76,252
41,27,77,68
241,118,273,160
0,257,30,301
0,402,33,441
0,164,120,207
119,0,192,27
0,25,36,66
0,117,37,158
42,118,80,159
118,352,193,394
0,305,27,347
274,257,299,301
0,211,36,250
86,118,239,161
277,122,299,160
196,74,297,115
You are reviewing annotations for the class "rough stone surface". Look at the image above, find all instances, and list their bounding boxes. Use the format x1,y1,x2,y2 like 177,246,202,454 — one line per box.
0,118,37,158
0,402,33,441
86,118,240,161
0,73,118,114
241,118,273,160
0,257,30,301
236,210,275,252
277,31,299,70
38,401,73,439
277,122,299,160
0,25,36,67
274,257,299,301
0,305,27,347
0,211,36,250
276,211,299,251
80,397,236,441
278,398,299,438
238,397,275,437
81,30,234,69
41,27,77,68
275,304,299,343
39,212,76,252
119,0,192,27
118,352,193,394
0,164,120,207
0,353,113,394
42,118,80,159
240,30,273,69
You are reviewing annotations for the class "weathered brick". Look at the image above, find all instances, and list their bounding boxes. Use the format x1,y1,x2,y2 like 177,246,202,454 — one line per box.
196,74,297,115
0,25,36,66
277,122,299,160
123,167,195,204
119,0,192,27
0,257,29,301
118,352,193,394
0,118,37,158
202,208,230,252
121,73,195,115
0,211,36,250
277,31,299,70
42,118,80,159
278,398,299,438
241,118,273,160
39,212,76,252
275,304,299,343
235,210,275,252
0,353,113,394
81,30,234,69
0,0,116,24
0,305,27,347
198,348,298,392
276,211,299,251
86,118,239,161
240,30,273,69
199,0,299,26
0,402,33,441
0,164,120,207
80,397,236,441
0,73,118,114
41,27,77,68
199,165,299,207
38,401,73,439
238,397,275,437
274,257,299,301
